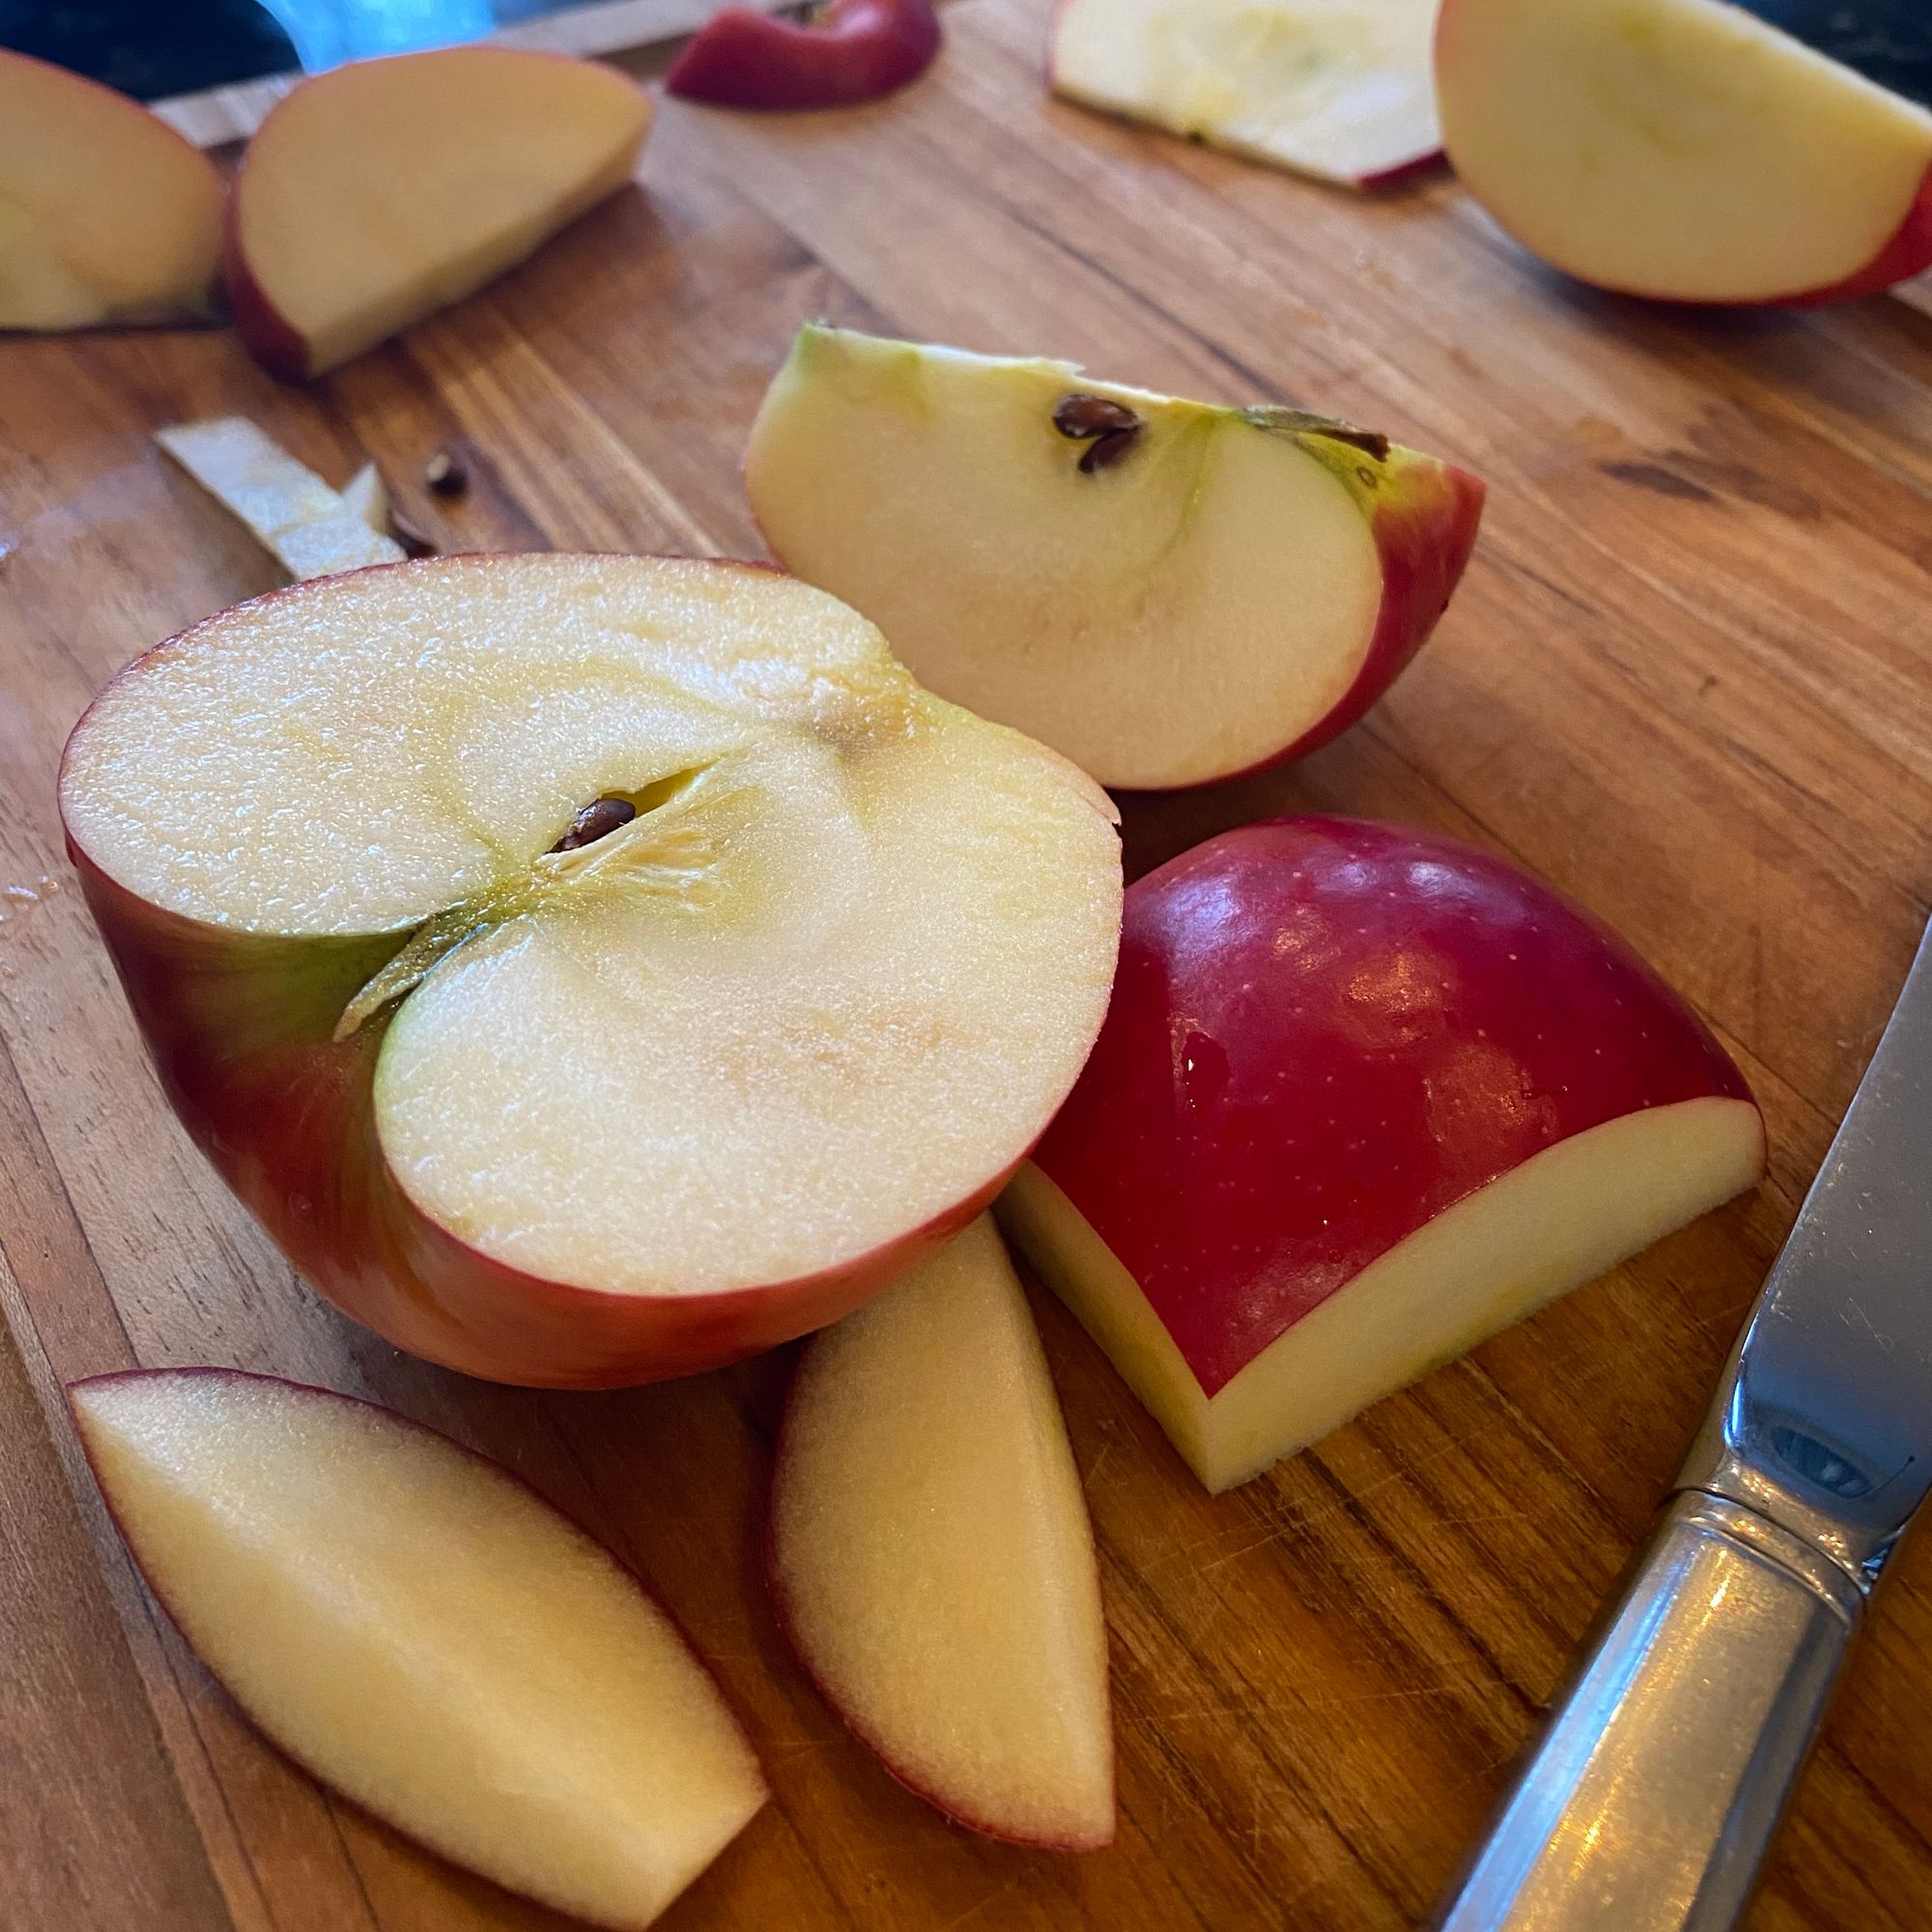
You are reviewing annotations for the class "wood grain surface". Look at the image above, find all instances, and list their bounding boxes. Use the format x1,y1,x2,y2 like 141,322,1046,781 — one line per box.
5,4,1932,1926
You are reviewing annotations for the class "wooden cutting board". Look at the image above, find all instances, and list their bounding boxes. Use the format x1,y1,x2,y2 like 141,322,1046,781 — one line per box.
4,4,1931,1926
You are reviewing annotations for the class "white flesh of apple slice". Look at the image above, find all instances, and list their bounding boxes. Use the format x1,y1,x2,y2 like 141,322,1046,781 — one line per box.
1003,1096,1765,1492
1436,0,1932,300
156,417,405,579
71,1370,766,1930
1052,0,1442,188
339,459,392,537
771,1216,1114,1847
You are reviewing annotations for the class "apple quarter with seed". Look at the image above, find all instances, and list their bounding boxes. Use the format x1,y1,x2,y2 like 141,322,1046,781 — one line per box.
746,325,1485,791
1000,817,1765,1492
59,554,1122,1386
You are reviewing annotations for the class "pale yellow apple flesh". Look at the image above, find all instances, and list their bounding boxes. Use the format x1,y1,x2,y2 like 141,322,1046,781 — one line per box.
1053,0,1441,187
228,47,652,379
1003,1096,1765,1492
71,1370,766,1929
770,1216,1114,1848
0,49,222,329
1436,0,1932,301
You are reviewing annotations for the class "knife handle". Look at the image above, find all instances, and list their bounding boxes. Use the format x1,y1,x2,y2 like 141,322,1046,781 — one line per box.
1435,1491,1861,1932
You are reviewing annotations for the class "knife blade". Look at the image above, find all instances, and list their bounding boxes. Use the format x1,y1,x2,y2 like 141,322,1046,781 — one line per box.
1437,918,1932,1932
1737,1,1932,112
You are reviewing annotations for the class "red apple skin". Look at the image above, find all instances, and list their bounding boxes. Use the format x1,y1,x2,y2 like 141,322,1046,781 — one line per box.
221,207,312,383
1032,817,1756,1396
666,0,941,111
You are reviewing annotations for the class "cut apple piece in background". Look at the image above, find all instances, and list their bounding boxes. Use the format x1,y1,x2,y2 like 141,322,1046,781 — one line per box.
226,46,652,381
1052,0,1444,189
59,554,1122,1386
1001,817,1765,1492
667,0,942,110
339,459,392,538
771,1215,1114,1849
71,1370,765,1929
1435,0,1932,303
746,325,1484,791
0,47,222,330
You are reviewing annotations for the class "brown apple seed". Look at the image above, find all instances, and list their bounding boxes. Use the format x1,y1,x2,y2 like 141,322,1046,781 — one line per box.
1054,392,1142,440
551,796,638,853
1078,427,1141,474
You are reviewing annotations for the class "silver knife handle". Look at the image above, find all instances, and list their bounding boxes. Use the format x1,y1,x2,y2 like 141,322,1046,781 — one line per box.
1435,1492,1862,1932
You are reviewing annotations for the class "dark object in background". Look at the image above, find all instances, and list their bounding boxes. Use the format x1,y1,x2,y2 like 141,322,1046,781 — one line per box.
1744,0,1932,109
0,0,298,99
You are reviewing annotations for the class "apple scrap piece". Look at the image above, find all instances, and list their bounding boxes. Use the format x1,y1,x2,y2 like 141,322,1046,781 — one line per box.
1052,0,1443,189
1000,816,1766,1493
667,0,942,111
771,1215,1114,1849
71,1369,765,1930
747,323,1484,790
156,417,405,579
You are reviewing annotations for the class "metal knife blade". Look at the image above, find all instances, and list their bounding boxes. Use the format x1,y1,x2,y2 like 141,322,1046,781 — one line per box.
1737,1,1932,111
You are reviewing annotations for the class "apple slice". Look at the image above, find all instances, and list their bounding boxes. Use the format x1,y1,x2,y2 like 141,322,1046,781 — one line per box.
226,47,651,381
71,1369,764,1929
745,325,1485,791
59,554,1122,1386
667,0,942,110
340,460,391,537
1051,0,1444,190
1435,0,1932,303
1000,817,1766,1492
771,1215,1114,1848
0,47,221,330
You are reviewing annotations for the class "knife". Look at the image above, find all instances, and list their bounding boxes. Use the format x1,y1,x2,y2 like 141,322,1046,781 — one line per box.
1437,918,1932,1932
1737,1,1932,112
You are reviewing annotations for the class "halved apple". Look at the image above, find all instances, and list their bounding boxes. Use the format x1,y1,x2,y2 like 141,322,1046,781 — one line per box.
770,1215,1114,1848
666,0,942,111
1435,0,1932,303
745,325,1485,791
0,47,222,330
1000,816,1765,1492
226,46,652,381
1052,0,1444,190
58,554,1122,1385
71,1369,765,1929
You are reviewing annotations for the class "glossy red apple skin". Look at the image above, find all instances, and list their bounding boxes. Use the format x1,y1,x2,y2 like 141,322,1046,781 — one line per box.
666,0,940,111
1032,817,1754,1396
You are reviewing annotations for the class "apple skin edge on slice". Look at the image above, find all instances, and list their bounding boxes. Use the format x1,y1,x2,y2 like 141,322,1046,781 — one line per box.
999,817,1766,1493
746,325,1485,792
667,0,943,111
71,1369,766,1930
770,1215,1114,1850
1435,0,1932,304
57,554,1122,1387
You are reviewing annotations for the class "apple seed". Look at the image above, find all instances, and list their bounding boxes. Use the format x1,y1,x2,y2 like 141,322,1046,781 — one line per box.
551,796,639,853
1078,429,1141,475
1053,393,1142,440
424,449,469,496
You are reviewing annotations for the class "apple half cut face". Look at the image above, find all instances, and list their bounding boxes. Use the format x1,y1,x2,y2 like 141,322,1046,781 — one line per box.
1051,0,1444,190
58,554,1122,1386
226,47,652,381
1435,0,1932,304
771,1215,1114,1849
999,817,1765,1492
71,1370,766,1930
746,325,1485,792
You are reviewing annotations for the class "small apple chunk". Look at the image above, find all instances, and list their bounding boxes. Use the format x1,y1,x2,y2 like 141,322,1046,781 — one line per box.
1000,817,1766,1492
226,46,651,381
771,1215,1114,1848
0,48,221,330
59,554,1121,1386
1052,0,1443,190
71,1369,765,1929
746,324,1484,791
667,0,941,110
1435,0,1932,303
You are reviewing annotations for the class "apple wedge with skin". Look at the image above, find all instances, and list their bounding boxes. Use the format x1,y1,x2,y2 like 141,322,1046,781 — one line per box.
666,0,942,110
226,46,651,381
71,1369,765,1929
771,1215,1114,1849
1435,0,1932,304
1051,0,1444,190
0,47,222,330
1000,817,1766,1493
746,325,1485,791
58,554,1122,1386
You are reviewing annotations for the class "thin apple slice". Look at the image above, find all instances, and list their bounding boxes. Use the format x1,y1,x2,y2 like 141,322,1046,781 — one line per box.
71,1369,765,1929
339,460,391,537
156,418,406,578
1052,0,1443,189
0,47,222,329
746,324,1483,790
226,47,651,381
771,1215,1114,1848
